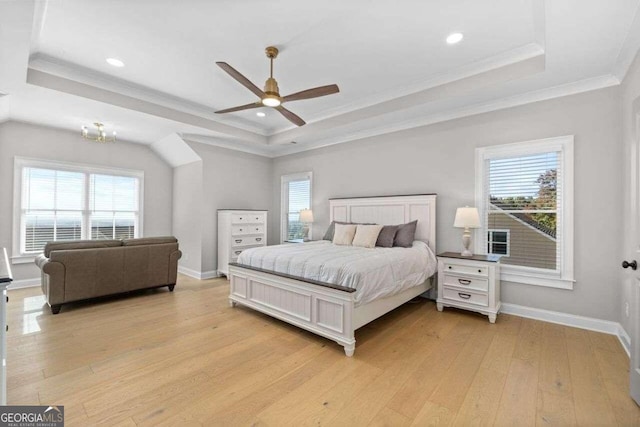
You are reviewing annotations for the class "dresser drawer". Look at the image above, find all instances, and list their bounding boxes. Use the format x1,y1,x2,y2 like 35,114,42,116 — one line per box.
442,287,488,307
230,244,263,260
232,225,265,236
443,262,488,277
231,236,265,247
443,274,489,292
231,213,266,224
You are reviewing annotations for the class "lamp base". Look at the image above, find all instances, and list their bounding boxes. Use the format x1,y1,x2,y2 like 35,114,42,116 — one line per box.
461,229,473,257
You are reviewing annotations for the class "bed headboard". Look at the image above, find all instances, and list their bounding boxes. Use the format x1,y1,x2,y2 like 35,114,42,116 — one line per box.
329,194,437,253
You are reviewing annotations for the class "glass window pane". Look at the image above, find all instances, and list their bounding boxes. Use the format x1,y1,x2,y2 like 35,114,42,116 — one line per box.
55,212,82,242
114,213,136,239
24,212,54,253
91,212,114,240
287,179,310,240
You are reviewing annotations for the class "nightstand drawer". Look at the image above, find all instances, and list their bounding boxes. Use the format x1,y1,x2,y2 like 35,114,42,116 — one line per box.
443,287,488,307
443,274,489,292
443,263,488,277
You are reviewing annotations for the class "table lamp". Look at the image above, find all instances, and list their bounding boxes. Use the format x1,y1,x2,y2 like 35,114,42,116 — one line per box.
299,209,314,241
453,206,481,256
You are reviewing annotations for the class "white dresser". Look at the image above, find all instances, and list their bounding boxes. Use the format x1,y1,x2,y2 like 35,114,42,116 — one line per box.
436,252,501,323
217,210,268,277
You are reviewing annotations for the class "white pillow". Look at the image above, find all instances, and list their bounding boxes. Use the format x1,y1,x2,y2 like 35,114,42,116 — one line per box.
352,224,384,248
333,224,357,246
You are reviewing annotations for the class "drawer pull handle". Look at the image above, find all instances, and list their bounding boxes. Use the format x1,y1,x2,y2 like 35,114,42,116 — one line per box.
478,269,482,273
234,251,242,255
255,238,262,242
458,293,471,300
255,217,259,220
255,228,259,231
448,266,452,269
239,217,243,220
239,228,243,232
235,239,242,243
458,279,471,285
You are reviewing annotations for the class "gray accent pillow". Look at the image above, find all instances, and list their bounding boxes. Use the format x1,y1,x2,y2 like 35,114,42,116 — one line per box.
375,225,400,248
393,220,418,248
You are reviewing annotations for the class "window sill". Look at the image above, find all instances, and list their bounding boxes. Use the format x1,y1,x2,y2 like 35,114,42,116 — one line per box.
500,268,574,290
11,255,38,265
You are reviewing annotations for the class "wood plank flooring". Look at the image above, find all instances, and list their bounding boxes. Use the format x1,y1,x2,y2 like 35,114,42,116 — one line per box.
6,275,640,426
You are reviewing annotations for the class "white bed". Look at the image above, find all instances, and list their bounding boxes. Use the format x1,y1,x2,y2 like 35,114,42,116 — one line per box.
228,194,437,356
238,240,437,306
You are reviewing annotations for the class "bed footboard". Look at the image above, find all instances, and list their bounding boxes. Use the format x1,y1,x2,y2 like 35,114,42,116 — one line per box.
228,264,357,356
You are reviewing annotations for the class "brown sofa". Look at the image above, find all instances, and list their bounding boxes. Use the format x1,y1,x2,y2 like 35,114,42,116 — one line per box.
35,236,182,314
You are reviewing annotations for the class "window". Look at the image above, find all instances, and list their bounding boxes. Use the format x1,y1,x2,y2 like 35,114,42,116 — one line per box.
475,136,574,289
13,158,143,259
487,229,510,256
281,172,312,242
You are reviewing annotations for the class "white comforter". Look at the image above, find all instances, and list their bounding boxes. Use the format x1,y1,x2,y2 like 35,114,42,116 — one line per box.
237,240,437,306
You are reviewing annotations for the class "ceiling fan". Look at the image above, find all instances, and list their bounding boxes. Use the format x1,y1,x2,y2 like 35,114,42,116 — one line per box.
215,46,339,126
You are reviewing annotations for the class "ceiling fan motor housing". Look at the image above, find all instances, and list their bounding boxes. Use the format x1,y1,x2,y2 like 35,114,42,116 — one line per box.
264,77,280,97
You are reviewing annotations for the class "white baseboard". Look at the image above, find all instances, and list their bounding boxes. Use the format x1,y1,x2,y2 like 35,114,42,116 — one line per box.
501,303,630,357
8,278,40,290
178,266,221,280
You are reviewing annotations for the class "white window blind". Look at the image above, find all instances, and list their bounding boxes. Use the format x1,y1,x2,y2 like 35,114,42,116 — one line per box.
476,136,574,289
281,172,312,241
16,159,143,255
485,152,560,271
22,168,85,252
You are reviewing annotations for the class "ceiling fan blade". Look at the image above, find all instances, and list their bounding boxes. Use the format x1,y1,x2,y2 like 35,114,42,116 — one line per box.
216,62,265,98
282,84,339,103
215,102,262,114
276,106,306,126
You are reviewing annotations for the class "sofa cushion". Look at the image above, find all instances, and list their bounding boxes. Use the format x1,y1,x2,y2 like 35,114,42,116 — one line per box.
122,236,178,246
44,240,122,257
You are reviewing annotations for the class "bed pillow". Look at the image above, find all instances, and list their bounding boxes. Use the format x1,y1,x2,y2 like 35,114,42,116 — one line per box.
333,224,357,246
376,225,400,248
393,220,418,248
352,224,384,248
323,221,348,240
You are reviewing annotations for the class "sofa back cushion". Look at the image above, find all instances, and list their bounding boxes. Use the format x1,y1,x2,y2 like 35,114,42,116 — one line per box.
44,240,122,257
122,236,178,246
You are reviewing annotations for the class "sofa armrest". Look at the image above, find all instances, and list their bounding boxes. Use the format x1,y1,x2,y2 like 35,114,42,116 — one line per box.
169,250,182,284
35,256,66,305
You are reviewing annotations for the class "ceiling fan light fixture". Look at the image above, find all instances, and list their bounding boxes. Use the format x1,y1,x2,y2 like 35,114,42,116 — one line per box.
262,96,281,107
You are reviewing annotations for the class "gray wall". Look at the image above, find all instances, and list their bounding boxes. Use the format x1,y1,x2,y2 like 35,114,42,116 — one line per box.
0,121,173,281
620,51,640,334
188,141,272,273
172,161,203,273
272,87,622,322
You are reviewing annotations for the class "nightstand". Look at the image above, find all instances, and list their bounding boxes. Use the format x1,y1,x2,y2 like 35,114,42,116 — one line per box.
436,252,501,323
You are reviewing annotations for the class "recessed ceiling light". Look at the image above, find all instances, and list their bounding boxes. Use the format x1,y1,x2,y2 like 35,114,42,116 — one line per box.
446,33,464,45
106,58,125,67
256,112,266,117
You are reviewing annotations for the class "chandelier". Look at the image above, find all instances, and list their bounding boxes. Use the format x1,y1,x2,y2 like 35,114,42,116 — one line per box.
81,122,116,143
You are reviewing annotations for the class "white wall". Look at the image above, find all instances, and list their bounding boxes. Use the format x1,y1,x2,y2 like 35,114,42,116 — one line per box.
620,52,640,334
0,121,173,281
187,141,272,273
172,160,203,273
272,87,622,322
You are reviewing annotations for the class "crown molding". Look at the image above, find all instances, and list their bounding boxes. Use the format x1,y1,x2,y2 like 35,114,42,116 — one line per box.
271,74,620,158
181,133,275,158
613,1,640,81
28,53,267,136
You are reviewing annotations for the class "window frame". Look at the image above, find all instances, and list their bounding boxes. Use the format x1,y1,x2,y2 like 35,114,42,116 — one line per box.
12,157,144,263
474,136,574,289
280,171,313,243
487,229,510,257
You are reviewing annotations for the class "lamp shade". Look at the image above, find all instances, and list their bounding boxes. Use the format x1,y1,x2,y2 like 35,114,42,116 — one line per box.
299,209,314,223
453,207,480,228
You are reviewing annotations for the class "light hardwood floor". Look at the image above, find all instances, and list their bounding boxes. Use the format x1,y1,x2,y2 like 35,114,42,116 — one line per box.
7,275,640,426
